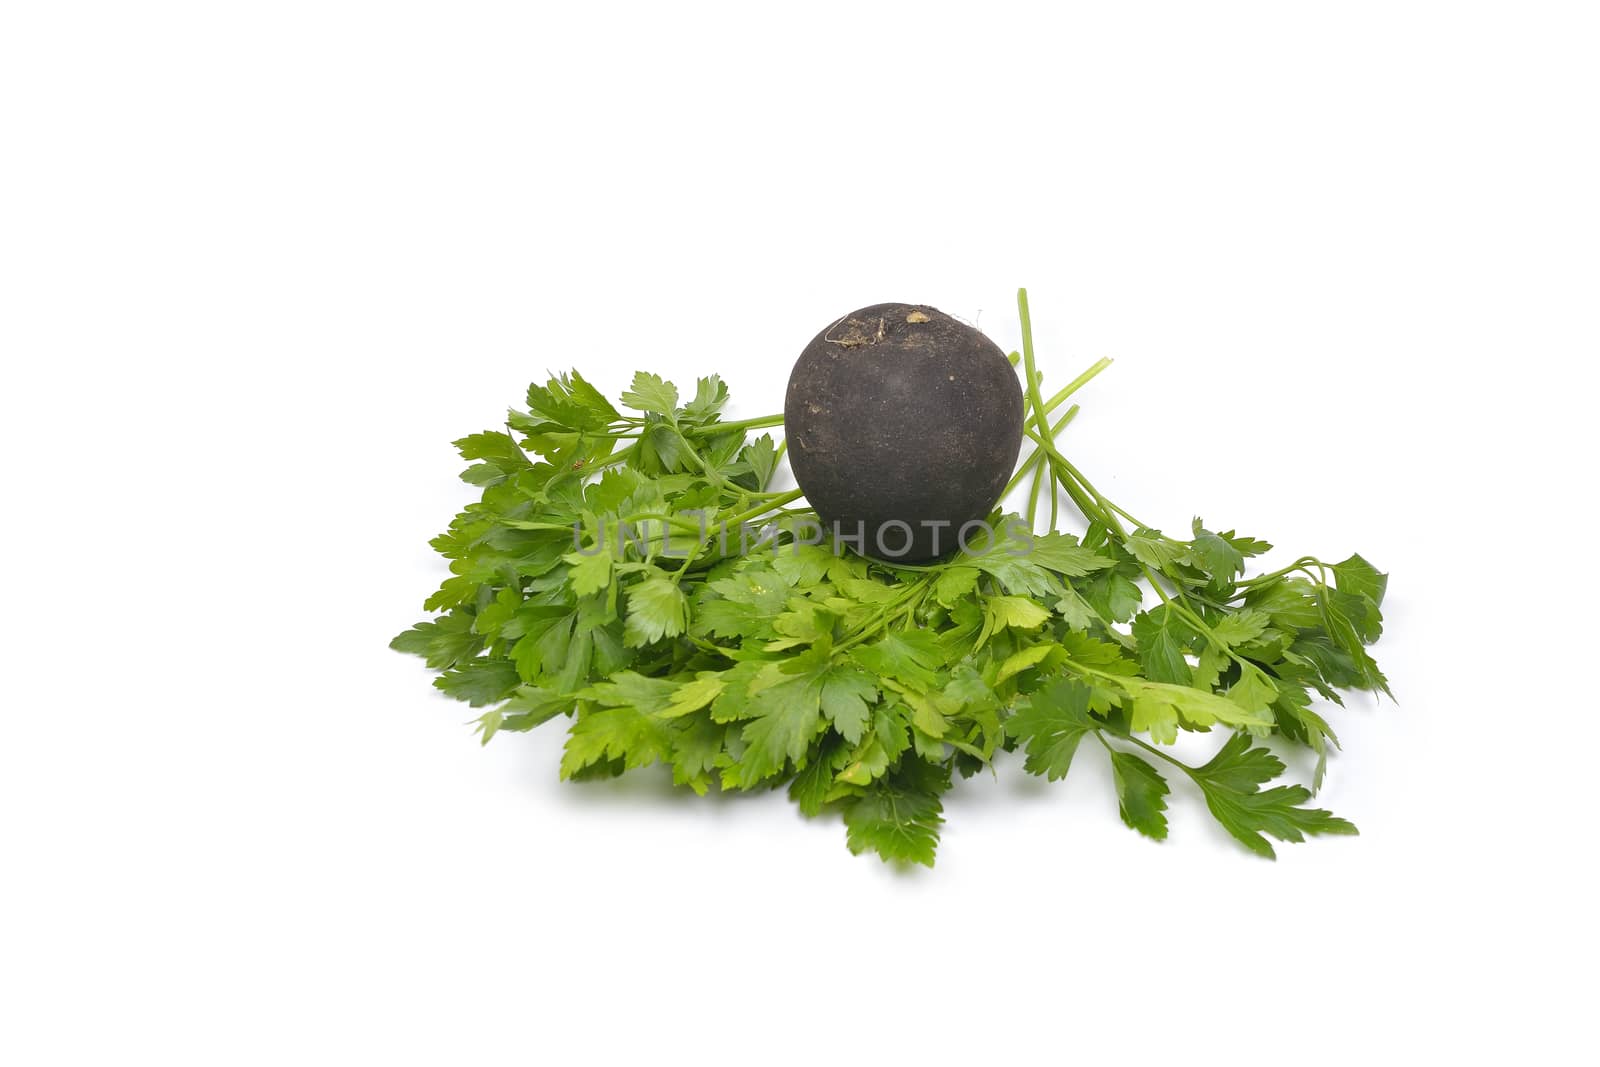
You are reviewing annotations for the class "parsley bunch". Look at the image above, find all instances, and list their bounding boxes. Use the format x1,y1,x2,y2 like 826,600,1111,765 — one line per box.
393,291,1390,866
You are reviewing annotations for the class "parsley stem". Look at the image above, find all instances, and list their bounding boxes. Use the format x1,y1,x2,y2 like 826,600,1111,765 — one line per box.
1020,433,1104,524
1118,732,1201,779
621,511,707,532
1234,558,1324,588
1047,461,1060,533
1050,453,1144,533
1014,294,1115,531
1039,357,1114,413
835,576,935,652
1027,449,1046,528
1016,289,1057,458
683,414,785,437
1004,404,1079,500
671,424,730,490
576,446,636,474
682,632,742,658
721,488,805,530
1093,729,1202,783
1092,729,1122,757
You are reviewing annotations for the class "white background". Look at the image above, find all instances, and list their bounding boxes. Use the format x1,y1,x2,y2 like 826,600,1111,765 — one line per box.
3,2,1595,1063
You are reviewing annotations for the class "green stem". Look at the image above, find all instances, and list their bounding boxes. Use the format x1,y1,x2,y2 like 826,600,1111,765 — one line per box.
1012,309,1111,531
1003,404,1078,499
1235,558,1324,588
1049,453,1132,532
721,488,804,530
1027,450,1046,528
672,425,730,490
1040,357,1114,414
620,511,707,532
1016,289,1056,451
1118,732,1200,778
661,488,808,581
687,635,742,659
587,447,635,472
1021,435,1105,524
835,577,934,652
683,414,784,437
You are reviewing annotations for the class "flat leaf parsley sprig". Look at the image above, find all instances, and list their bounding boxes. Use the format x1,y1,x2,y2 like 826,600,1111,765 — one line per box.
393,290,1391,866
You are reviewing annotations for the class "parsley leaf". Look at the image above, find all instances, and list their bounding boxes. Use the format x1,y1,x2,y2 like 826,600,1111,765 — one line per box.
681,374,729,424
850,629,944,690
390,612,484,670
1188,733,1359,857
523,371,621,433
560,705,671,780
1131,605,1196,685
1108,749,1170,840
842,759,949,867
1005,679,1095,780
732,676,827,787
623,575,688,646
620,371,681,416
433,659,520,707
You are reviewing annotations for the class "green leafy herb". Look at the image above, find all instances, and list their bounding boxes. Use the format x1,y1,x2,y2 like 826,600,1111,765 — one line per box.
393,290,1391,866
